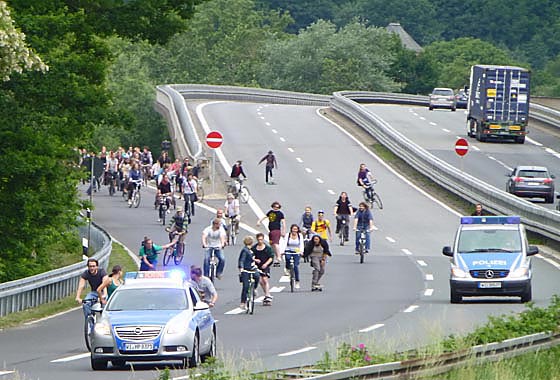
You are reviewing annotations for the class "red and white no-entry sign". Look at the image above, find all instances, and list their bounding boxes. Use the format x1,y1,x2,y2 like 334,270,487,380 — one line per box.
206,131,223,149
455,138,469,156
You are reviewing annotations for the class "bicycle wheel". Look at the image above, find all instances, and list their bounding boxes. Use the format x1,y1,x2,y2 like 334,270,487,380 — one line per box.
84,314,94,352
245,280,253,314
373,192,383,210
174,243,184,265
230,227,237,246
109,182,115,196
360,247,365,264
289,265,295,293
209,258,217,283
133,191,141,208
163,247,173,266
339,230,344,246
239,186,250,204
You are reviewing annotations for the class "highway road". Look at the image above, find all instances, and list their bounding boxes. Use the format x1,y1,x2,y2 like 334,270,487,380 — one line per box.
2,102,560,380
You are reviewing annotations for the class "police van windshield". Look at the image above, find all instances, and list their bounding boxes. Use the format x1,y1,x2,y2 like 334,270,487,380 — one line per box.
458,229,521,253
107,288,188,311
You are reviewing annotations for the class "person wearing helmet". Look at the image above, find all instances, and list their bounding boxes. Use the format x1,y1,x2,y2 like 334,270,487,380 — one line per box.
258,150,278,184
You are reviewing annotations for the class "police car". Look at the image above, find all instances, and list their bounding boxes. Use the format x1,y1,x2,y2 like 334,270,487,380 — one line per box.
442,216,539,303
90,271,216,370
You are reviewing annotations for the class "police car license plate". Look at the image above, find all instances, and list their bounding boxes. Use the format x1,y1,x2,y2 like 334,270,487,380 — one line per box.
125,343,153,351
478,282,501,289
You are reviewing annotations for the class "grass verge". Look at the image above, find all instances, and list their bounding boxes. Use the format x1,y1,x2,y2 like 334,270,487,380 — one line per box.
0,241,137,330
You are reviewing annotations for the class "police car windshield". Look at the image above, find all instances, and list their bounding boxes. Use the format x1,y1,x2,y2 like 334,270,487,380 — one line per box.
107,288,188,311
458,230,521,253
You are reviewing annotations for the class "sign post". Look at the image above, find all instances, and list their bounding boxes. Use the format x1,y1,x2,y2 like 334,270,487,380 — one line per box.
206,131,223,195
455,138,469,172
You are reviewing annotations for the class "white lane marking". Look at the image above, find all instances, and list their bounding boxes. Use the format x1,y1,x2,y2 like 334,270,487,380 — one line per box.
225,308,246,315
372,225,379,231
424,289,434,296
51,353,90,363
316,178,324,184
305,167,313,173
536,254,560,270
402,249,413,255
270,286,285,292
278,346,317,357
271,129,278,134
412,112,418,116
316,109,461,216
0,371,15,376
472,145,480,151
25,306,82,325
296,157,303,163
404,305,419,313
442,128,450,133
265,122,271,126
429,122,437,126
257,112,262,116
260,116,265,120
526,137,542,146
417,260,427,267
426,274,434,281
385,236,396,243
279,275,290,283
288,147,294,152
419,116,426,121
328,189,336,195
359,323,384,333
488,156,496,160
280,137,286,142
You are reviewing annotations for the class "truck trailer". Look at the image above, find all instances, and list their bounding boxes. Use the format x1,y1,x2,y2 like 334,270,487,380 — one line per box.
466,65,530,144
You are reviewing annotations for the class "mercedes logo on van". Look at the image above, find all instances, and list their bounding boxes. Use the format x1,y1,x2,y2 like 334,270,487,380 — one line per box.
485,270,495,279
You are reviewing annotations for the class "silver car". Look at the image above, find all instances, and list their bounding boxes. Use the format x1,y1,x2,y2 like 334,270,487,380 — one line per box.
90,272,216,370
429,87,457,111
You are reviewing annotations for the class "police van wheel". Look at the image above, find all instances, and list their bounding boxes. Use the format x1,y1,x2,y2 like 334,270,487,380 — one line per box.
520,285,532,303
450,288,462,304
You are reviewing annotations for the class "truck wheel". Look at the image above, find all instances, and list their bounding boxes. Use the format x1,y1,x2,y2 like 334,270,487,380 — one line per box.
451,107,456,112
467,120,475,138
545,194,554,204
476,122,487,142
515,136,525,144
520,284,532,303
450,288,462,304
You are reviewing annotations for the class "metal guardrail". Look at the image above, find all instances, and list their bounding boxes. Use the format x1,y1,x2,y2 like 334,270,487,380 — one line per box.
530,103,560,127
0,222,112,317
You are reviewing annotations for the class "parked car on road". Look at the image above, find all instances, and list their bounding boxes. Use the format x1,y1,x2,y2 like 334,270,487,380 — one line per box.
429,87,456,111
506,166,555,203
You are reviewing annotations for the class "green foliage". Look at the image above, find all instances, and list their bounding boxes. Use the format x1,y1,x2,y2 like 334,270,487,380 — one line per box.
316,342,393,371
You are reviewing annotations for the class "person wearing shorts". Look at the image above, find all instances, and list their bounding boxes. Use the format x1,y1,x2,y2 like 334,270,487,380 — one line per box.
257,201,286,266
252,233,274,305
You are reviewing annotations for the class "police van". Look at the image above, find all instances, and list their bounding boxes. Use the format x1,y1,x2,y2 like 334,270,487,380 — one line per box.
442,216,539,303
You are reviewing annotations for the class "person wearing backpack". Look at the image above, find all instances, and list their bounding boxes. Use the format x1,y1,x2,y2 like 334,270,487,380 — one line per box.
311,210,332,242
280,224,305,289
303,234,331,291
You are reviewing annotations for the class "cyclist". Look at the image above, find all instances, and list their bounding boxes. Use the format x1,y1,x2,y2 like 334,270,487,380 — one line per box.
182,173,198,219
303,234,331,292
251,233,274,306
281,224,304,289
311,210,332,242
96,265,123,305
140,146,153,180
75,258,108,318
105,151,119,192
357,163,375,201
210,208,228,235
257,201,286,266
166,206,188,244
353,202,374,254
139,237,174,271
188,265,218,307
202,218,227,279
238,235,259,310
127,162,142,205
299,206,314,239
224,193,240,238
230,160,247,180
156,173,174,210
334,192,354,243
258,150,278,184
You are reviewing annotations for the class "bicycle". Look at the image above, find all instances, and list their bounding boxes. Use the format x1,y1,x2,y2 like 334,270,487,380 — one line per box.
363,179,383,209
284,253,297,293
226,215,239,246
82,298,102,352
158,194,170,225
163,231,185,266
107,171,117,196
227,178,250,204
207,248,220,283
301,228,311,263
128,179,142,208
337,217,349,246
357,229,367,264
141,164,151,186
241,269,260,315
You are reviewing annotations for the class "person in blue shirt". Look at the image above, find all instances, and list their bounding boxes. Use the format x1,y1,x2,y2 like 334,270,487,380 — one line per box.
353,202,374,254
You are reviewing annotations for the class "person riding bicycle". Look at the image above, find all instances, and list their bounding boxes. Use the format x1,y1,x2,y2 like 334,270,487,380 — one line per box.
280,224,304,289
105,151,119,191
139,236,174,271
140,146,153,180
188,265,218,307
96,265,123,305
353,202,374,254
156,173,174,210
230,160,247,181
127,162,142,205
202,218,227,279
182,173,198,219
238,235,259,310
334,192,354,243
166,207,188,244
251,233,274,305
311,210,332,242
299,206,314,239
224,193,240,237
357,163,375,201
75,258,108,318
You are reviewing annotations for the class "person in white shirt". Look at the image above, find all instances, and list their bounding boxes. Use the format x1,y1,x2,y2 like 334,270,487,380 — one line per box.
201,218,227,279
224,193,240,239
280,224,305,289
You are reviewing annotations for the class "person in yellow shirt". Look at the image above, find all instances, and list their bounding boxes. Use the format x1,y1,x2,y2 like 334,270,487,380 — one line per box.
311,210,332,242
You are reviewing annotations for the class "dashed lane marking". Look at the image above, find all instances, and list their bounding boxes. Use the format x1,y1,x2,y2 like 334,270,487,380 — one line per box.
424,289,434,296
429,122,437,126
296,157,303,163
472,145,480,151
265,122,271,126
417,260,427,267
359,323,384,333
426,274,434,281
385,236,396,243
271,129,278,134
404,305,419,313
51,353,90,363
280,137,286,142
288,147,294,152
442,128,450,133
402,248,413,255
270,286,285,292
278,346,317,357
328,189,335,195
305,167,312,173
316,178,324,184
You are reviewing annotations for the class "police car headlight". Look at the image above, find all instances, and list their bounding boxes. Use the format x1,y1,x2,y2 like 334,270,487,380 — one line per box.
451,267,468,278
166,319,187,334
94,320,111,336
510,267,529,278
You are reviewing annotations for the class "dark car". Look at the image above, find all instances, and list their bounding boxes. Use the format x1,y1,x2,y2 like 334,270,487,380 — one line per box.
506,166,555,203
455,89,468,109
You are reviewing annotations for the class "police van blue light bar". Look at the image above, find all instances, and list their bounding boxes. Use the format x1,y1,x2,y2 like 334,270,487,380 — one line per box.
461,216,520,225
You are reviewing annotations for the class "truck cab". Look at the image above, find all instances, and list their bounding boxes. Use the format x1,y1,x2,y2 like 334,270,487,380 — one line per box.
442,216,538,303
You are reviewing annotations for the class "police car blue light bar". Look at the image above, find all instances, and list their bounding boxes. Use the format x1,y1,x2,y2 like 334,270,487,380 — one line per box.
460,216,520,225
124,270,186,281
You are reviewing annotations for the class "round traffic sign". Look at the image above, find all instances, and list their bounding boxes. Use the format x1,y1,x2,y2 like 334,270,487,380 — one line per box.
206,131,223,149
455,138,469,156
